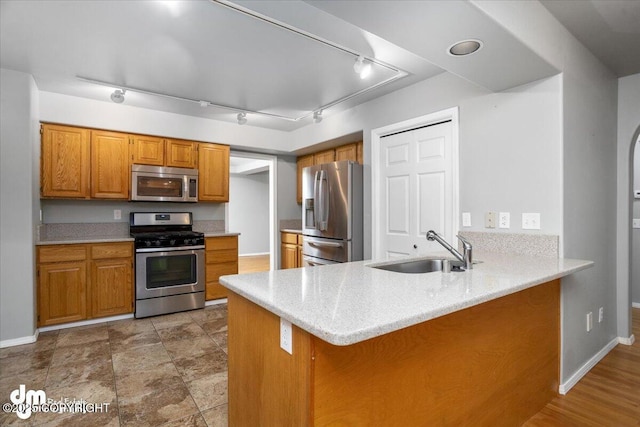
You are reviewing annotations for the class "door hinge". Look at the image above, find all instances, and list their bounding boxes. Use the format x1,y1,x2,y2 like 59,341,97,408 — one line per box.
39,126,43,134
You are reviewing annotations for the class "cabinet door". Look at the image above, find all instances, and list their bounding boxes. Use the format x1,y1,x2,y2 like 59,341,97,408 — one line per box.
38,261,87,326
205,236,238,300
91,130,129,199
131,135,164,166
335,144,357,162
198,143,230,202
296,155,314,204
281,243,298,269
166,139,197,169
313,149,335,165
41,124,90,198
90,258,133,318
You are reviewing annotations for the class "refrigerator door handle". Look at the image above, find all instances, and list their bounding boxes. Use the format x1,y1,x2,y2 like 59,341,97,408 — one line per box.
318,169,328,231
308,241,343,248
313,170,321,230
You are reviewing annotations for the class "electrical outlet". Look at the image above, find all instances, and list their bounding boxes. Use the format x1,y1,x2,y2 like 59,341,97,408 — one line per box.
522,213,541,230
598,307,604,323
633,218,640,229
462,212,471,227
586,312,593,332
114,209,122,220
280,318,293,354
498,212,510,229
485,212,496,228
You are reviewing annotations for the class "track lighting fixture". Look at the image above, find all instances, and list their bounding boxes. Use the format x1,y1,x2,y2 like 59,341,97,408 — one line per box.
237,112,247,125
353,56,372,79
313,110,323,124
199,100,210,108
110,89,126,104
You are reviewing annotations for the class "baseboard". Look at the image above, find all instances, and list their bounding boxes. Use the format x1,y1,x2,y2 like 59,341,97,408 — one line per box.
632,302,640,309
239,252,270,257
205,298,228,307
0,330,39,349
618,334,636,346
559,337,618,395
38,313,134,333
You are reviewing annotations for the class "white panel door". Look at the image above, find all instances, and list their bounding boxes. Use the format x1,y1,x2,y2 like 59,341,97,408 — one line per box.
379,121,454,258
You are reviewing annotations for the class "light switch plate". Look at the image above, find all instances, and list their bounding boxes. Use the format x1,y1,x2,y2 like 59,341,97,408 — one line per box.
114,209,122,220
462,212,471,227
633,219,640,229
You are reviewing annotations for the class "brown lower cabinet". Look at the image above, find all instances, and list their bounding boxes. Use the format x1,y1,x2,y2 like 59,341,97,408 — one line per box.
281,232,303,269
37,242,133,327
228,279,561,426
205,235,238,300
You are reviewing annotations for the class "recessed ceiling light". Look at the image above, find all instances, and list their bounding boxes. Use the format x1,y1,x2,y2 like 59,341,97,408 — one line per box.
447,39,483,56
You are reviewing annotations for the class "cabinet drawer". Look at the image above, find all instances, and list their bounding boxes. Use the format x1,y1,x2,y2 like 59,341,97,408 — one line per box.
91,242,133,259
281,233,299,245
205,236,238,250
206,248,238,264
38,245,87,263
206,262,238,281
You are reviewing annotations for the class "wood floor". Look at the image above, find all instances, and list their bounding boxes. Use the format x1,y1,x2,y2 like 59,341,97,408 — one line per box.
525,308,640,426
238,254,270,274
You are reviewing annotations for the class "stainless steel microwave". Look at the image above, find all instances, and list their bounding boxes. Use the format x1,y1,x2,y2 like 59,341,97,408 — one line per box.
131,165,198,202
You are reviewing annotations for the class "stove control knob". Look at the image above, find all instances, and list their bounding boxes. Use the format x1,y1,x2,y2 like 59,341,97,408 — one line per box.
145,241,152,247
184,239,192,245
155,241,161,246
170,239,176,246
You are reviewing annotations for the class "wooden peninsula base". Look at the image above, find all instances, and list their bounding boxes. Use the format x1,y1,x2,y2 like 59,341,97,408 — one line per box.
228,279,560,426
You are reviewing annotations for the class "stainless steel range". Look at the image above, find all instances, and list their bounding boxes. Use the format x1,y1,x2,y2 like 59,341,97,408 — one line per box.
130,212,205,318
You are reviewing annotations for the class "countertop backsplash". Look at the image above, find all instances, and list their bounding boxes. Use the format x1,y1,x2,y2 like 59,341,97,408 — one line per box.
459,231,559,258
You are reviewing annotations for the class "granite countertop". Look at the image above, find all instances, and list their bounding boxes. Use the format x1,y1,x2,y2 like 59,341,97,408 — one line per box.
220,252,593,346
36,235,134,245
203,232,240,237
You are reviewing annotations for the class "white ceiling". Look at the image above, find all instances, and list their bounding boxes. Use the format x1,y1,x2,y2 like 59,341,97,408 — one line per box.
541,0,640,77
4,0,631,131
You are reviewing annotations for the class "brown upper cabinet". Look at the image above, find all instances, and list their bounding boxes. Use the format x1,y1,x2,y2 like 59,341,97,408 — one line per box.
198,143,230,202
335,143,357,162
41,124,91,198
91,130,129,199
166,139,198,169
131,137,197,169
130,135,164,166
296,154,314,204
313,149,335,165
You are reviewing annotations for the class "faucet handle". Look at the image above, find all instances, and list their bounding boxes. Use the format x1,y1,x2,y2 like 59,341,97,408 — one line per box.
456,234,472,249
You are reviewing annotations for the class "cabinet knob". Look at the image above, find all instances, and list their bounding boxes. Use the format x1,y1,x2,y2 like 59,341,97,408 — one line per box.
413,244,418,249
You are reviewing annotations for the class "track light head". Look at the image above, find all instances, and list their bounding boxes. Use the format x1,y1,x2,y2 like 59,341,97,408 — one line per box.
313,110,323,124
237,112,247,125
353,56,372,79
110,89,126,104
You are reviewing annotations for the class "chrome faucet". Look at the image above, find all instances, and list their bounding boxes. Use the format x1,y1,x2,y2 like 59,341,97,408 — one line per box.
426,230,473,270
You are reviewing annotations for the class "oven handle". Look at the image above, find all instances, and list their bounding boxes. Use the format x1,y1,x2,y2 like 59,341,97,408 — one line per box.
136,245,205,253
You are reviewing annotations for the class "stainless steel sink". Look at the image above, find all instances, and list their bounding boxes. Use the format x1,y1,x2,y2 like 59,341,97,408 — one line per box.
371,259,463,274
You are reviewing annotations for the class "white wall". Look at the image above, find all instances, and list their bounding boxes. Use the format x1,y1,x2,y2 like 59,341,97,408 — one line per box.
617,73,640,307
228,172,270,255
472,0,619,384
1,69,40,344
290,71,563,260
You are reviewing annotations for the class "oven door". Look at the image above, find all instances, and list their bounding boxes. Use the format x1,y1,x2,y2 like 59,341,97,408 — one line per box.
136,247,205,299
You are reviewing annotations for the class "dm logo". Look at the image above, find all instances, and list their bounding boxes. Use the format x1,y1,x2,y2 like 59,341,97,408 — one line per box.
10,384,46,420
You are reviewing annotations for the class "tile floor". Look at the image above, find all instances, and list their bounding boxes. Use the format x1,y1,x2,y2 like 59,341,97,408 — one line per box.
0,304,229,426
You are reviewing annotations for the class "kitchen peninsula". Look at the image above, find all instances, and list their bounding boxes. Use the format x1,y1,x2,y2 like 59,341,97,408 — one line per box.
220,253,593,426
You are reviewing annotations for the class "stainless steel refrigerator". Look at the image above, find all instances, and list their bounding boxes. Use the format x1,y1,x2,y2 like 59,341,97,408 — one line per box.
301,160,363,266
